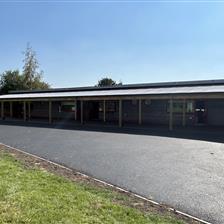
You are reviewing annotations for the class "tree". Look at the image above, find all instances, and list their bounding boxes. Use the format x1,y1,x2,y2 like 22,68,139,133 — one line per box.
96,77,122,87
0,70,24,94
0,44,50,94
22,43,49,90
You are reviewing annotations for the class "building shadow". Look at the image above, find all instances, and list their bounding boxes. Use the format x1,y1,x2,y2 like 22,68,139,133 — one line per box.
0,119,224,144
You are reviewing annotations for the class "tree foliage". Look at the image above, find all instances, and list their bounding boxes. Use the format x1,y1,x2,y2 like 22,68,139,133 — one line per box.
97,77,122,87
0,70,24,94
0,44,50,94
22,43,49,90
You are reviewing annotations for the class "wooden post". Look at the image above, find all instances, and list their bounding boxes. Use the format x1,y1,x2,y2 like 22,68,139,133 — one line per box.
10,101,13,118
169,99,173,131
74,100,77,121
103,100,106,122
1,101,4,120
28,102,31,120
138,99,142,125
49,101,52,124
23,101,26,121
119,99,122,127
81,100,83,124
182,99,186,127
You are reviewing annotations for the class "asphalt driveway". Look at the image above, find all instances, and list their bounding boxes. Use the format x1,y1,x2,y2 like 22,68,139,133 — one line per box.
0,122,223,223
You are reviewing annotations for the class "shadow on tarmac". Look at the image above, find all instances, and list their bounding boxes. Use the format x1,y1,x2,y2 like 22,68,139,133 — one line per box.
1,119,224,144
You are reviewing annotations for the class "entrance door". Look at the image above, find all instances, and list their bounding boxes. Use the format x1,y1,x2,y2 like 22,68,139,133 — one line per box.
84,101,100,122
195,101,207,124
13,102,23,118
89,102,99,121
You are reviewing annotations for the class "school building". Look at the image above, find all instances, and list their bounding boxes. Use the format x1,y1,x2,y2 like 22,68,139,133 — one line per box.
0,79,224,130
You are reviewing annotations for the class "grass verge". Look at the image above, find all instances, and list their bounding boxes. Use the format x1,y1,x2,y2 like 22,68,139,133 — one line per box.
0,146,194,224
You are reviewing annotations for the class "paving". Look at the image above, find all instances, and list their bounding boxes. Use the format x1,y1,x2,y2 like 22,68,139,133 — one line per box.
0,121,223,223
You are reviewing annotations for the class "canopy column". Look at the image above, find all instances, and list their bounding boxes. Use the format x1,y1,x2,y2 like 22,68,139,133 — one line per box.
74,99,77,121
182,99,186,127
103,100,106,122
1,101,4,120
119,99,122,127
49,101,52,124
10,102,13,118
138,99,142,125
28,102,31,120
23,101,26,121
80,100,83,124
169,98,173,131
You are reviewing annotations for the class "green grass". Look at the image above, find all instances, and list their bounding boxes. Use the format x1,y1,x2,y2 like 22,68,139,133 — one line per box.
0,152,185,224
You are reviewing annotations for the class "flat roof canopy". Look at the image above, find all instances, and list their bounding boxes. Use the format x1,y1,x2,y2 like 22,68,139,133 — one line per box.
1,85,224,100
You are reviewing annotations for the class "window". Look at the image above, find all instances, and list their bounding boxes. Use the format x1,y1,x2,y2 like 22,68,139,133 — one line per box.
144,99,151,105
186,101,194,113
106,101,117,112
99,102,103,112
167,100,194,113
61,105,75,112
173,102,183,113
60,102,75,112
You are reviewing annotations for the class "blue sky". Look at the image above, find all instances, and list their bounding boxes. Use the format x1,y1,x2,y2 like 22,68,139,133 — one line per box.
0,1,224,87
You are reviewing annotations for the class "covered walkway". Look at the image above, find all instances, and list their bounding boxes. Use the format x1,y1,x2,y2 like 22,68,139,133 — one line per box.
1,79,224,130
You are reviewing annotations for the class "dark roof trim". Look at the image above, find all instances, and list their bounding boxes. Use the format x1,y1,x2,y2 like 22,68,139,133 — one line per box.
9,79,224,94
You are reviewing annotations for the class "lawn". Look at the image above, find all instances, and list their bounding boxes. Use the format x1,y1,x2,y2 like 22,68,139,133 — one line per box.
0,151,185,224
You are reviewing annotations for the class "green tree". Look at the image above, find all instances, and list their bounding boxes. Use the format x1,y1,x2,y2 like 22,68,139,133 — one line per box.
96,77,122,87
22,43,50,90
0,70,24,94
0,44,50,94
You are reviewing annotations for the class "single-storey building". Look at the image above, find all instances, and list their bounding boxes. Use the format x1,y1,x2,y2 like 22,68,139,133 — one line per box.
1,79,224,130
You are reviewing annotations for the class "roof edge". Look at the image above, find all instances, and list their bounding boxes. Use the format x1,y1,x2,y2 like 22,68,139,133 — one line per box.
8,79,224,94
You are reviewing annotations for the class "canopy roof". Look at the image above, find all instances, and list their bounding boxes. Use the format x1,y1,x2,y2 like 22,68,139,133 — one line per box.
1,84,224,100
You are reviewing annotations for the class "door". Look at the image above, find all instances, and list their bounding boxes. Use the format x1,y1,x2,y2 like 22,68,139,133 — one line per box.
89,101,100,121
83,101,100,121
195,101,207,124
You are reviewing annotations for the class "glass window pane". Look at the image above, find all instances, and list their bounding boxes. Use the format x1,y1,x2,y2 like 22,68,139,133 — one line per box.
186,101,194,113
167,100,194,113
